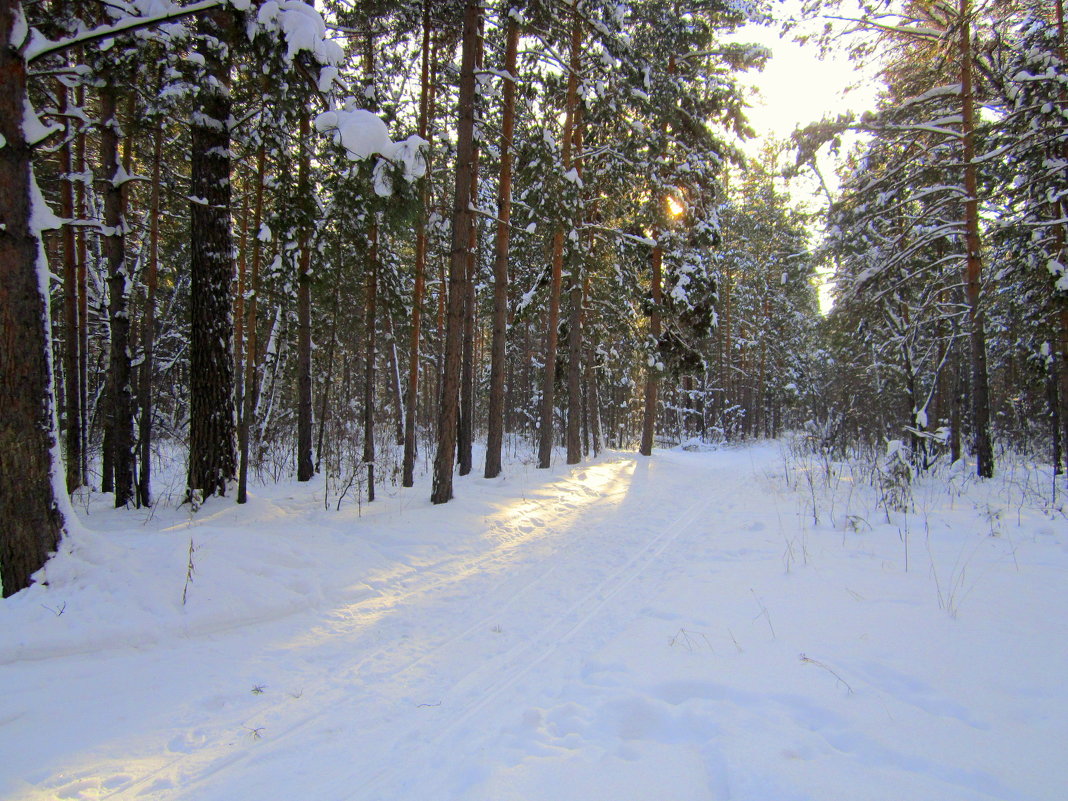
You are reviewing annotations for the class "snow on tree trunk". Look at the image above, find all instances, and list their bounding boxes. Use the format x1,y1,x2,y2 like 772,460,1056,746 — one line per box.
0,0,64,596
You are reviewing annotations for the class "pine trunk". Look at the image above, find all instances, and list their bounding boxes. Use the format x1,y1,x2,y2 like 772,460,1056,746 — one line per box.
188,7,237,500
959,0,994,478
58,81,81,492
238,146,266,504
296,109,314,483
431,0,480,504
136,122,163,507
100,85,135,507
364,222,378,502
537,13,582,470
0,0,65,596
639,242,662,456
458,143,480,476
402,5,433,487
485,15,520,479
565,20,585,466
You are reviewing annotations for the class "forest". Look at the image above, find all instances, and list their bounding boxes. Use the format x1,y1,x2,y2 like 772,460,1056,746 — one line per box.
1,0,1066,598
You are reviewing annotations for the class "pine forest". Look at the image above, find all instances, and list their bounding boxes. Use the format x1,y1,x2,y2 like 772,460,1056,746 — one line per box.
3,1,1068,797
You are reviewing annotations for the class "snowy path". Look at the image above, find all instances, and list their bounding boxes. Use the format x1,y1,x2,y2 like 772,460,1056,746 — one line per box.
2,444,1067,800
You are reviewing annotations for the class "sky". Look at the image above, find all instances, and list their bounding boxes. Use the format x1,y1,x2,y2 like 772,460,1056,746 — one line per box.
725,16,883,310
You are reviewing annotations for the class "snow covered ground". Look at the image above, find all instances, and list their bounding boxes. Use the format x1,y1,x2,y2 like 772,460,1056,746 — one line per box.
1,442,1066,801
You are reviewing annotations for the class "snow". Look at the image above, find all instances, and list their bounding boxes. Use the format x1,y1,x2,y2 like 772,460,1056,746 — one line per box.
315,108,427,194
1,443,1067,800
251,1,343,67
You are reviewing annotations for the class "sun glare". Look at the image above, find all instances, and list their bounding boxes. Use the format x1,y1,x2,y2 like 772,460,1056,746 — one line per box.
666,196,685,218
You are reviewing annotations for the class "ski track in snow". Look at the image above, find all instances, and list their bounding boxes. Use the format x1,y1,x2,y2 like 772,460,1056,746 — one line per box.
1,443,1066,801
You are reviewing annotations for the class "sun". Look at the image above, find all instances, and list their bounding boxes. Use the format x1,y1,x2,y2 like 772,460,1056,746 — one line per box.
666,195,685,218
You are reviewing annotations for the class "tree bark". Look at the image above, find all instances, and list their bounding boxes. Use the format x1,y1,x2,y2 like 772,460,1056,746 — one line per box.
136,121,163,507
187,6,237,501
485,14,520,479
403,4,433,487
959,0,994,478
58,80,81,493
238,145,266,504
364,220,378,502
431,0,479,504
0,0,65,596
537,11,582,469
639,242,662,456
458,138,480,476
100,84,135,507
296,109,314,483
566,43,585,466
640,53,675,457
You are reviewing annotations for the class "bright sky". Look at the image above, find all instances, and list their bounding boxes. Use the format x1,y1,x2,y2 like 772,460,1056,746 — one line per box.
725,16,883,311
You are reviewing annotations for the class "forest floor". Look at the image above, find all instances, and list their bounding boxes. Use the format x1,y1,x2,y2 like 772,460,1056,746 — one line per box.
1,441,1067,801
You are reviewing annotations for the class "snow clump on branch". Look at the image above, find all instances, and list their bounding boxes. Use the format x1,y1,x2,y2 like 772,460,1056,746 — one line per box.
314,105,427,197
248,1,344,73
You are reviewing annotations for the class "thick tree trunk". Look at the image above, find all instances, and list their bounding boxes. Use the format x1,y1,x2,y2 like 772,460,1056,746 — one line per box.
959,0,993,478
296,109,314,483
188,7,237,501
100,84,135,507
0,0,65,596
485,15,520,479
431,0,480,504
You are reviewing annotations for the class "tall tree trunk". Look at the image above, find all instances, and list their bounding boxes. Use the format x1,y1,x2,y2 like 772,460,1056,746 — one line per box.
136,122,163,507
537,11,582,470
639,242,663,456
538,231,566,469
959,0,993,478
364,219,378,502
641,53,675,457
587,332,602,457
0,0,65,596
58,80,81,493
384,309,405,446
100,84,135,507
485,14,520,479
1054,0,1068,479
296,109,314,483
188,6,237,501
238,145,266,504
566,51,585,466
458,14,485,477
75,78,89,483
403,4,433,487
458,145,479,476
315,288,339,472
431,0,479,504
